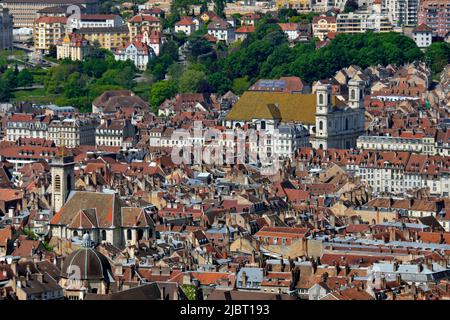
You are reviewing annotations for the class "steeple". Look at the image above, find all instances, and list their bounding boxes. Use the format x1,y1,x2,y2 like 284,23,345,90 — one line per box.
50,151,75,213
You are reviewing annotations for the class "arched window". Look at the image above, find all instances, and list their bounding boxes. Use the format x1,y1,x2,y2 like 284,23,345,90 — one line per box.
138,229,144,241
350,89,356,100
54,175,61,192
101,230,106,241
127,229,132,240
319,144,323,149
319,121,323,131
73,230,78,237
319,93,324,105
345,118,349,130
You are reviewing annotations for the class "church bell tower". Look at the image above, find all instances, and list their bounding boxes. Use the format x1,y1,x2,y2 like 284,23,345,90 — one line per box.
50,147,75,213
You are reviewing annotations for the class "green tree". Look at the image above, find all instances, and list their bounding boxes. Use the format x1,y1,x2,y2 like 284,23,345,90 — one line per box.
149,80,178,112
64,72,88,98
167,62,185,81
16,69,34,87
179,68,207,93
232,76,250,95
213,0,226,18
2,68,17,89
207,72,232,94
425,42,450,74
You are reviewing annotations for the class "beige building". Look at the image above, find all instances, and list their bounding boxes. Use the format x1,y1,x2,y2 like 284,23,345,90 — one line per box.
73,25,129,51
337,5,393,34
0,7,13,50
56,33,89,60
34,16,68,54
312,16,337,41
1,0,98,28
128,14,161,43
95,119,135,148
48,118,97,148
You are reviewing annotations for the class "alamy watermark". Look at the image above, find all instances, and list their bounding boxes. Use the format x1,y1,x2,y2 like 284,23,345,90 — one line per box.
170,121,281,176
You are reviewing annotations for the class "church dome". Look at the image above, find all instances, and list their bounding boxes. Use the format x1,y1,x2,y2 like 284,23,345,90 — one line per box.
61,234,112,281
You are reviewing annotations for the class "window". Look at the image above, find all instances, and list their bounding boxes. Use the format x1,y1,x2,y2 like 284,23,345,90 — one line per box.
319,93,324,105
319,121,323,131
127,229,132,240
101,230,106,241
351,89,355,100
54,175,61,192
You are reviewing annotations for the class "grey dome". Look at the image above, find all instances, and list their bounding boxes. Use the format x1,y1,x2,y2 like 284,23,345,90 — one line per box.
61,247,112,281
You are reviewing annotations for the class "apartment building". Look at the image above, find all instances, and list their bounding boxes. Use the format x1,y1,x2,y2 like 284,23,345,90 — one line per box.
5,114,50,141
48,118,96,147
0,7,13,50
1,0,98,28
337,11,393,34
56,33,89,60
276,0,312,11
382,0,419,27
67,14,122,32
418,0,450,37
356,135,437,155
357,152,450,197
128,14,161,43
73,25,129,51
312,16,337,41
95,119,135,148
33,16,68,54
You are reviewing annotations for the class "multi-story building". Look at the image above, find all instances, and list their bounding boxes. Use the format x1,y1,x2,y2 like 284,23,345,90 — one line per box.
357,135,437,155
175,16,197,36
249,123,311,159
48,118,96,147
95,119,135,148
5,114,50,141
56,33,89,60
382,0,419,27
33,16,68,54
357,152,450,197
418,0,450,37
1,0,98,28
312,16,337,41
278,23,302,41
114,40,154,71
147,29,163,56
337,5,393,34
128,14,161,43
207,18,235,44
0,7,13,50
276,0,312,11
73,25,129,51
67,14,122,32
412,23,433,48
